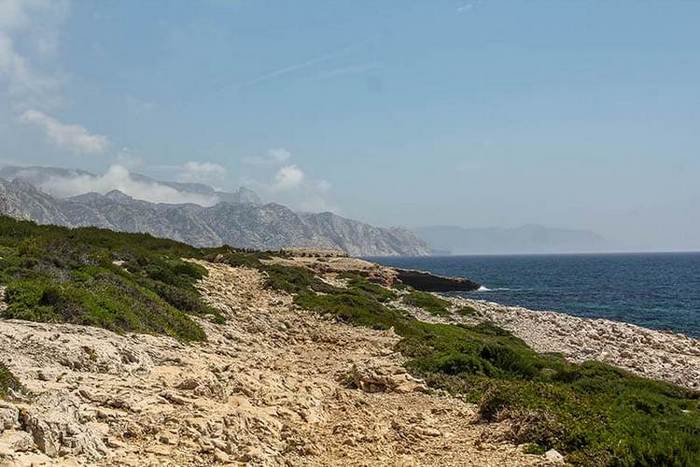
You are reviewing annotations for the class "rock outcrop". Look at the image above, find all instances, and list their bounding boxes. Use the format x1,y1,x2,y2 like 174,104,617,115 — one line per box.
395,268,481,292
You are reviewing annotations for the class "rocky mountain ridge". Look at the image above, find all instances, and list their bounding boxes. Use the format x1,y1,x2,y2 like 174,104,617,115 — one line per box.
0,174,429,256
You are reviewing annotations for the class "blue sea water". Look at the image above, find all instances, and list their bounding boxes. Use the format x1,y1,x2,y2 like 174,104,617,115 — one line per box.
370,253,700,338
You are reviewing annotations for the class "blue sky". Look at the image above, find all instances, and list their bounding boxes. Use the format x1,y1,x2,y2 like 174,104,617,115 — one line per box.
1,0,699,250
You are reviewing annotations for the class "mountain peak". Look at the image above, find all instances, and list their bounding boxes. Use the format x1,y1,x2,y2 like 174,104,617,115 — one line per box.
105,190,133,202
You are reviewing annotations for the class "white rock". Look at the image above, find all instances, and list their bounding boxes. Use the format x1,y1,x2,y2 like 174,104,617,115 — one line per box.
21,391,107,460
545,448,565,464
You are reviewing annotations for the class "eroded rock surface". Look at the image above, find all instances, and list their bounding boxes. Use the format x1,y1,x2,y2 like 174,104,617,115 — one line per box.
0,261,542,466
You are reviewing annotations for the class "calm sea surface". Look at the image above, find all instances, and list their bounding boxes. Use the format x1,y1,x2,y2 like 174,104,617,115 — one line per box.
370,253,700,338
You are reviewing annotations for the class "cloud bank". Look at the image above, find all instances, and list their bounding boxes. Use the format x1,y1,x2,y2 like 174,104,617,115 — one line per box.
178,161,227,183
39,165,221,206
0,0,67,108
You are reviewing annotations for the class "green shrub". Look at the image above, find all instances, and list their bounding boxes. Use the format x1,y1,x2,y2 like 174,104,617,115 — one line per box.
0,216,211,342
456,305,478,316
403,291,450,315
263,264,336,294
344,274,396,302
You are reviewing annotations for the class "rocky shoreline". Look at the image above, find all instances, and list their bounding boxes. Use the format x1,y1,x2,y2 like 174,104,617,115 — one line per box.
439,296,700,391
273,253,700,391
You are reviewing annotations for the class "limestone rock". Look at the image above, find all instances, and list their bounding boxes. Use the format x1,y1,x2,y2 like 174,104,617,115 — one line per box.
0,405,19,431
0,430,35,455
545,448,565,464
346,361,427,394
20,391,107,460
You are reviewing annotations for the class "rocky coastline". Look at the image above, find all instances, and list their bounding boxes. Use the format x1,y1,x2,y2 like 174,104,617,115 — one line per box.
1,249,697,465
435,296,700,391
272,252,699,391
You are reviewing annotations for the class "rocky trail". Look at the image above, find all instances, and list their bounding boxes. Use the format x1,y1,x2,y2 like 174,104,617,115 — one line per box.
0,261,546,466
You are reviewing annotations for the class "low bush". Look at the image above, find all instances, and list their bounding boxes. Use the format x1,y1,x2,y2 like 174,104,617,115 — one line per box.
456,305,478,316
343,274,397,303
263,264,336,294
0,216,214,341
403,291,451,315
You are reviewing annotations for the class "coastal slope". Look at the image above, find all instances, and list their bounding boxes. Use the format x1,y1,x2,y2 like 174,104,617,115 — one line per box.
0,220,697,465
0,261,540,466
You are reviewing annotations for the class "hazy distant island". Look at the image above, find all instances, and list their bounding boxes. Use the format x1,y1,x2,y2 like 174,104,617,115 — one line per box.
415,224,613,255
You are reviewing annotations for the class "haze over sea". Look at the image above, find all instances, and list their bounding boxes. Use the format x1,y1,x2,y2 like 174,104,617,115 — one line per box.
372,252,700,338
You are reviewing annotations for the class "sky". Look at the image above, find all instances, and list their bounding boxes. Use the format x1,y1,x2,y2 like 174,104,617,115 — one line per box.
0,0,699,251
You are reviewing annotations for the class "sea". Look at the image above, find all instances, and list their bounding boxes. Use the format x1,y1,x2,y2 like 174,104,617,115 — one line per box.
369,252,700,338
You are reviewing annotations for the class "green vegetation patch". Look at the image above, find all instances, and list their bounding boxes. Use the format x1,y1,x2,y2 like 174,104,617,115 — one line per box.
342,274,397,303
0,363,25,400
262,261,700,466
0,217,230,341
456,305,478,317
403,290,451,316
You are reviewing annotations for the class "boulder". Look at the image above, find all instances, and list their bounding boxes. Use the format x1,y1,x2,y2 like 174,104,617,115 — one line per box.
346,361,427,394
545,448,565,464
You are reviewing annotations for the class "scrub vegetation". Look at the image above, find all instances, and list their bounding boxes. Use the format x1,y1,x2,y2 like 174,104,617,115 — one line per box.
258,260,700,466
0,217,233,341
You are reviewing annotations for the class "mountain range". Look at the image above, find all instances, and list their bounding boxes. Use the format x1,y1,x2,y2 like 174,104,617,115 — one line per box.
0,166,429,256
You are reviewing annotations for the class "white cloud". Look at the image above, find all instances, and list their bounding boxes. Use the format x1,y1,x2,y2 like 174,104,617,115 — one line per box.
19,109,109,154
39,165,220,206
179,161,227,183
114,147,144,169
456,1,479,13
1,1,114,159
243,149,339,213
269,148,291,163
148,160,229,186
272,164,304,191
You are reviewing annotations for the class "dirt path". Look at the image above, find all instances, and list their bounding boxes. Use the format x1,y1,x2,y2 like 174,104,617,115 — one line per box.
0,262,545,466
